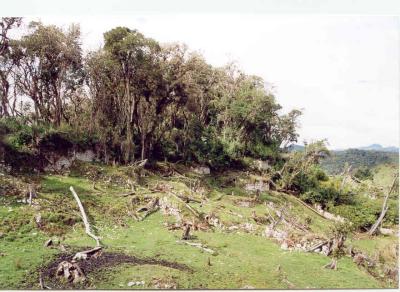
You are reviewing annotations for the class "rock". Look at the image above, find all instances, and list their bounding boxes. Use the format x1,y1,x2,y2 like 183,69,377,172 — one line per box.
241,223,255,232
253,159,270,171
127,281,145,287
44,156,72,172
74,150,96,162
281,241,289,250
192,166,210,175
228,225,239,231
380,227,397,236
244,181,269,192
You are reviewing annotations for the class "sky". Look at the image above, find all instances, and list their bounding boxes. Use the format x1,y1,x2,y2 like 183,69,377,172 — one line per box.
25,14,399,150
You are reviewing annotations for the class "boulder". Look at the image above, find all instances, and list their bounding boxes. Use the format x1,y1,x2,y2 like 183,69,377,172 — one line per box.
192,166,210,175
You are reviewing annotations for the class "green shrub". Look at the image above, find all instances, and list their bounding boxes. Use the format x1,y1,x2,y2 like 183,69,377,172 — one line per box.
330,204,376,230
354,166,373,180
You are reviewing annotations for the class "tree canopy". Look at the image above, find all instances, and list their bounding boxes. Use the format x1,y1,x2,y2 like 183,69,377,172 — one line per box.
0,19,302,167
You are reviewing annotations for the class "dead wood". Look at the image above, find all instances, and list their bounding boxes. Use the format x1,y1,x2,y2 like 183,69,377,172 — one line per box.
169,191,201,218
135,197,160,221
324,258,337,270
339,165,352,194
56,261,86,283
176,240,215,254
28,184,34,206
251,210,269,225
44,239,53,247
137,197,160,212
39,273,51,289
281,192,328,220
137,206,160,221
73,246,103,261
69,186,101,247
176,194,202,204
120,191,136,197
368,174,398,236
181,224,191,240
228,209,244,218
306,241,329,252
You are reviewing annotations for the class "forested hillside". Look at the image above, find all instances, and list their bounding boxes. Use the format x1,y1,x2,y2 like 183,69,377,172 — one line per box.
320,149,398,175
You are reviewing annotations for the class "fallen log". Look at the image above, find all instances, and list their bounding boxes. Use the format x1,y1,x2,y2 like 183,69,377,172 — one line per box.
69,186,101,247
137,206,160,221
176,240,215,254
306,241,329,252
280,192,330,220
169,192,201,218
119,191,136,197
73,246,103,261
176,194,202,204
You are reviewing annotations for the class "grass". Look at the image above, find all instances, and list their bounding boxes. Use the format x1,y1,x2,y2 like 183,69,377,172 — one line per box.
0,203,58,289
0,162,394,289
62,213,381,289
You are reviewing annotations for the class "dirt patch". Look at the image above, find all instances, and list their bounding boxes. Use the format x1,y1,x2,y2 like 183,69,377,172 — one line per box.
28,249,192,289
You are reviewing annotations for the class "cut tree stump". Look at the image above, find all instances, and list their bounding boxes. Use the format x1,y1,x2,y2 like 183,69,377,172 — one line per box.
324,258,337,270
181,224,191,240
56,261,86,283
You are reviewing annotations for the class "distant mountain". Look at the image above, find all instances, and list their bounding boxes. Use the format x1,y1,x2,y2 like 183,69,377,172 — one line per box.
286,144,305,152
356,144,399,153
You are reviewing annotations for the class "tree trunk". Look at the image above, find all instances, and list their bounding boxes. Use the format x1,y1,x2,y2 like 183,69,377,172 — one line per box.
69,186,101,246
368,175,398,236
141,133,146,160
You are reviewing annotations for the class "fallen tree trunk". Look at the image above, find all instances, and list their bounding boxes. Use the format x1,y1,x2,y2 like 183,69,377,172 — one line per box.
73,246,102,261
176,194,202,204
176,240,215,254
368,175,398,236
279,192,328,220
307,241,329,252
69,186,101,247
169,192,201,218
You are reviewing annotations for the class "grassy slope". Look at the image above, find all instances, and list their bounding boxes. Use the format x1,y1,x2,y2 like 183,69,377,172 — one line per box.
0,164,389,289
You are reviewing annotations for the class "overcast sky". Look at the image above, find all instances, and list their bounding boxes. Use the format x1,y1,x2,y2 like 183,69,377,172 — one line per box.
30,14,399,149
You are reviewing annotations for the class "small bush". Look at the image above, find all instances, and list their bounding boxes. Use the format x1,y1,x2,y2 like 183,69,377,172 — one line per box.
354,166,373,181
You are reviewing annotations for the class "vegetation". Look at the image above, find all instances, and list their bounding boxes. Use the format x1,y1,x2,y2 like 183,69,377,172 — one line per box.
0,17,398,289
0,18,301,168
321,149,398,175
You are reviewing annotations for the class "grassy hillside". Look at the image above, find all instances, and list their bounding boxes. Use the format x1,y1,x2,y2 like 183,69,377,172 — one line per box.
0,162,394,289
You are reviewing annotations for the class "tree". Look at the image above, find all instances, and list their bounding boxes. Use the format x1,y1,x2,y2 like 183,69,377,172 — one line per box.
13,21,83,126
0,17,22,117
103,27,161,162
278,140,330,192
